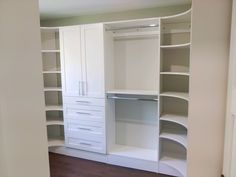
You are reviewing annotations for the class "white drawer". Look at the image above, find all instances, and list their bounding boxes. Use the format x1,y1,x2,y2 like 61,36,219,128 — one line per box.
66,121,104,142
66,137,105,154
64,105,105,122
63,96,105,107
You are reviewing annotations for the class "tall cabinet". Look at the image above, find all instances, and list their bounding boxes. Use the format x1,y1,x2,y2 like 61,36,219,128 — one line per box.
60,24,106,154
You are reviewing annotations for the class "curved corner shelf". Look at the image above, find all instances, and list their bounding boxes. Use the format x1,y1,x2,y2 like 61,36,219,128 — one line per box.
160,153,186,177
42,50,60,53
160,114,188,129
43,71,61,74
160,130,187,149
44,87,62,92
160,72,190,76
161,8,192,23
160,42,191,49
45,105,63,111
46,120,64,126
160,92,189,101
48,138,65,147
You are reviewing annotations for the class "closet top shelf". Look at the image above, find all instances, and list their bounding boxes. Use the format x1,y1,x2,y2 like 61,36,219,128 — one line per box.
106,90,158,96
161,8,191,24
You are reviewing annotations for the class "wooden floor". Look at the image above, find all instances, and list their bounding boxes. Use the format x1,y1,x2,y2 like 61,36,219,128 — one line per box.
49,153,173,177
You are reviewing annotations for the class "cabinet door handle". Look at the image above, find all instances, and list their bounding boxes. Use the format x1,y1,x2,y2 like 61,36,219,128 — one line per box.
76,112,91,115
78,127,92,131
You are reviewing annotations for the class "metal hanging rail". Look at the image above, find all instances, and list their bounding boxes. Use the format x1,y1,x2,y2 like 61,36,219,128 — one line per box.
107,95,158,102
106,24,159,32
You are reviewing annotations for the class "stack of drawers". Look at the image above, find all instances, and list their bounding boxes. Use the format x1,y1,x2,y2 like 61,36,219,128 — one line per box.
63,97,106,154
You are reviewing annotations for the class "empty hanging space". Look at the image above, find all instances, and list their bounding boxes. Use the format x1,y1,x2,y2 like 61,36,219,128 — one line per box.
41,27,60,52
104,19,159,95
160,9,191,47
106,93,158,162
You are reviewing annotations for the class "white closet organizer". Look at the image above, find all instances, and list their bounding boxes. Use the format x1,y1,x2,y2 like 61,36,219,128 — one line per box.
159,9,191,177
41,8,192,177
41,27,65,147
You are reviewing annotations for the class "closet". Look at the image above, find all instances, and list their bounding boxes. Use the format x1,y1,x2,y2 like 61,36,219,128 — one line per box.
40,8,192,177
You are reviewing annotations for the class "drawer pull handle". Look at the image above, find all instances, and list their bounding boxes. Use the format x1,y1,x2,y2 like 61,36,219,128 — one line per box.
78,127,92,131
76,101,90,104
79,142,92,146
76,112,91,115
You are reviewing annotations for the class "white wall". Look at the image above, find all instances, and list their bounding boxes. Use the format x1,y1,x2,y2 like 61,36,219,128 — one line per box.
0,0,50,177
188,0,231,177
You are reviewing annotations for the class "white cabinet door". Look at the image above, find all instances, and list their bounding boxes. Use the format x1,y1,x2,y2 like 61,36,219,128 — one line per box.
60,27,83,96
81,24,105,98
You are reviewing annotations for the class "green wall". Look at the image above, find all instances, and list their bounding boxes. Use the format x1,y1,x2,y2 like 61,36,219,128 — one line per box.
40,4,191,27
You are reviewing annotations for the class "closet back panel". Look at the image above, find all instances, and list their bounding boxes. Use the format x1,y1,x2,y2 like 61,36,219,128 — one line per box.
42,53,61,71
114,37,159,91
47,125,64,139
45,92,62,106
161,48,190,72
160,75,189,92
115,100,158,149
160,97,188,116
44,74,61,87
41,31,60,50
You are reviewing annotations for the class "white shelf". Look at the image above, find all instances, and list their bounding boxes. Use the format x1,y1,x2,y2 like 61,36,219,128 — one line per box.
160,92,189,101
46,120,64,126
160,72,190,76
160,114,188,128
43,70,61,74
45,105,63,111
113,31,159,39
40,27,60,32
161,8,191,24
109,144,158,161
42,50,60,53
160,130,187,148
106,89,158,96
160,152,187,177
160,42,191,49
48,138,65,147
44,87,62,91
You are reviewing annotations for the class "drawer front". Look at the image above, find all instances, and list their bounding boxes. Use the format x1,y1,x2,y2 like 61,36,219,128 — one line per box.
66,121,104,142
66,137,105,154
63,96,105,107
64,104,105,122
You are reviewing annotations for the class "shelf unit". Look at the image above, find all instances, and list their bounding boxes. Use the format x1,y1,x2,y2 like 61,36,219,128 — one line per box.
158,8,191,177
41,27,65,147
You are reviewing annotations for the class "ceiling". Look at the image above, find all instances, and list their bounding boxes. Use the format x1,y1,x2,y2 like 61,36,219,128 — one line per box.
39,0,191,20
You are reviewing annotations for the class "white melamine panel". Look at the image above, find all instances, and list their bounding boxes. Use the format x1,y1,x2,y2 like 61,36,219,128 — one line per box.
114,36,159,91
81,24,105,98
60,27,82,96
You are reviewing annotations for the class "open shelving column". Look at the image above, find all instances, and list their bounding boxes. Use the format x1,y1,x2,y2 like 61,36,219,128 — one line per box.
40,27,65,147
158,9,191,177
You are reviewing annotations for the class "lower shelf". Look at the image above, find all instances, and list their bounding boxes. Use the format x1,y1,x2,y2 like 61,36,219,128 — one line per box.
109,144,158,161
48,138,65,147
159,153,186,177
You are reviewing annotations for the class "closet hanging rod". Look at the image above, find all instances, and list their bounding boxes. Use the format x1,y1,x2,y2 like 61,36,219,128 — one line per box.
106,24,159,32
107,96,158,102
